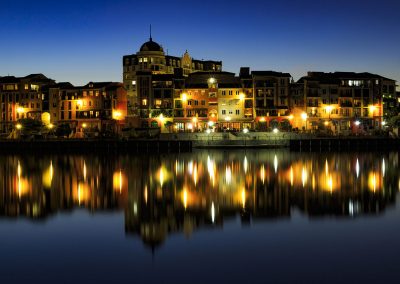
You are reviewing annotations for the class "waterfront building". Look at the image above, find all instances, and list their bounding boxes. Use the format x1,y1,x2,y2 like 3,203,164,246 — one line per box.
0,74,55,133
297,72,396,134
250,70,292,131
122,36,222,116
51,82,127,135
0,74,127,136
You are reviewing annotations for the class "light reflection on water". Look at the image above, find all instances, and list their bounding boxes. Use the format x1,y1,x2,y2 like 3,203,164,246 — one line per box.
0,150,399,246
1,150,400,283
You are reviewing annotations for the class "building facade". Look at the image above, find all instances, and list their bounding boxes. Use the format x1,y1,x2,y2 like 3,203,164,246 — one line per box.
122,37,222,116
0,74,127,136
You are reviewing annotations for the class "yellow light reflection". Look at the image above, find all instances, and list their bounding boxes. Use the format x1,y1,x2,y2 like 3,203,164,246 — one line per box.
260,164,265,184
382,158,385,177
83,161,87,181
157,166,169,187
290,166,294,187
302,166,307,187
368,172,381,192
244,156,248,173
325,159,329,176
183,189,188,210
207,156,216,186
113,170,127,194
75,182,90,205
274,155,278,173
193,163,198,186
241,188,246,209
225,166,232,185
16,161,29,198
327,174,333,193
144,185,148,204
42,161,54,188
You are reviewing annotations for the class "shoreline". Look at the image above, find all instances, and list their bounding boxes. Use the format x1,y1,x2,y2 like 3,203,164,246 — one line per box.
0,136,398,153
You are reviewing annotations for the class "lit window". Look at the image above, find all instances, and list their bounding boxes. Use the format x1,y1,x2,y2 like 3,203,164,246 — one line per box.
156,99,162,105
142,99,147,106
143,58,148,63
139,58,143,63
132,80,136,85
222,110,226,115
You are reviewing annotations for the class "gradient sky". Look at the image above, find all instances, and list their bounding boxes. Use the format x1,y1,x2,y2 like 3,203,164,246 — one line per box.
1,0,399,87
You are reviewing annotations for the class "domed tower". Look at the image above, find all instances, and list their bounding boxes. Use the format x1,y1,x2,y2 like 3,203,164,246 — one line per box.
136,34,166,73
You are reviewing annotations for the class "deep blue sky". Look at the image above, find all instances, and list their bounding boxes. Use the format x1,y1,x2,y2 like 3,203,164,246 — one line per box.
1,0,399,87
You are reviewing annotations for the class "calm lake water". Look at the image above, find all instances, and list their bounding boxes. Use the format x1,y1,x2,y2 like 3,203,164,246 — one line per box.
0,150,399,283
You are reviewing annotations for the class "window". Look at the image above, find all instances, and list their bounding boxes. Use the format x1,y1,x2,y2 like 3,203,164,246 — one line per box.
194,100,199,106
89,101,92,107
280,89,285,95
31,103,35,108
132,80,136,85
143,57,148,62
142,99,147,106
155,99,162,106
188,100,192,106
235,110,240,115
201,100,205,105
222,110,226,115
222,90,226,96
228,90,232,95
229,110,233,114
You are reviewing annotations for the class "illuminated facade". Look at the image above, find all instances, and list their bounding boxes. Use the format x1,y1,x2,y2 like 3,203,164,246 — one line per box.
0,74,127,135
50,82,127,135
122,36,222,116
297,72,396,134
0,74,55,133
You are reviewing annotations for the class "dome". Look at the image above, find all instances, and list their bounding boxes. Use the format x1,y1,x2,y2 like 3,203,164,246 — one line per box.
140,38,163,52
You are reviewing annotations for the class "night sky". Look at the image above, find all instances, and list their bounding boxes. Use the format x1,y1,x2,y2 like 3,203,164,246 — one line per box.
1,0,399,87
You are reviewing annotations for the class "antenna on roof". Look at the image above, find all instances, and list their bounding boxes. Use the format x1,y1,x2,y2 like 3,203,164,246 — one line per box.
150,24,152,41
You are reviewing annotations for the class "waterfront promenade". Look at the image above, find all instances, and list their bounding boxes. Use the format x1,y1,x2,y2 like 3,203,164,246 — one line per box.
0,132,398,153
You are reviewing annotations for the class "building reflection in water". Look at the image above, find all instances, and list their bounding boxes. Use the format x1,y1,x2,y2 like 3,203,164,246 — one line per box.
0,151,399,248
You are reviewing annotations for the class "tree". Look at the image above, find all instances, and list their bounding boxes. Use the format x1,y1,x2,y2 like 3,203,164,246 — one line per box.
55,123,72,138
18,118,43,135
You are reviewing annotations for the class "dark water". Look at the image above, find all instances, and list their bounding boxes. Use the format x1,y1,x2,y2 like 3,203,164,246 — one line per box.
0,150,399,283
